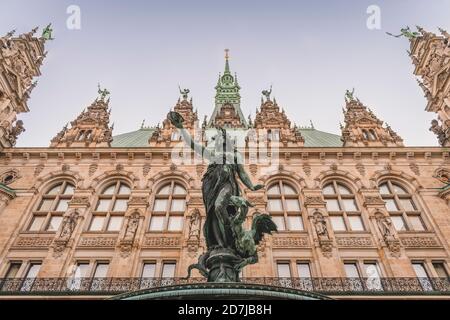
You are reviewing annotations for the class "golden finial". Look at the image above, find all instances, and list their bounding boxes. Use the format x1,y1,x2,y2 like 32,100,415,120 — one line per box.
225,48,230,60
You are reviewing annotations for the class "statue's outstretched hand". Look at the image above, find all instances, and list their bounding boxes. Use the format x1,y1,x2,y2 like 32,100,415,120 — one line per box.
168,111,184,129
252,184,265,191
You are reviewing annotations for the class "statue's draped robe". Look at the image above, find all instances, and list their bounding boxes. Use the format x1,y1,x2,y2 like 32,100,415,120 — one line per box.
202,159,240,249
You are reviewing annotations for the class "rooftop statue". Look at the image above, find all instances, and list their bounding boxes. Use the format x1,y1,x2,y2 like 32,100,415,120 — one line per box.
178,86,190,100
386,26,420,40
262,85,272,102
168,111,277,282
97,83,110,101
41,24,54,40
345,88,358,102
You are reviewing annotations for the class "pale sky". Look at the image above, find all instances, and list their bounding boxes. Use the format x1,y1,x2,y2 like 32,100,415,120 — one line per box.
1,0,450,147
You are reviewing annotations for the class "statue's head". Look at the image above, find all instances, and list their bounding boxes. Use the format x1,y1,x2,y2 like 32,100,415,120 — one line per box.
431,119,439,127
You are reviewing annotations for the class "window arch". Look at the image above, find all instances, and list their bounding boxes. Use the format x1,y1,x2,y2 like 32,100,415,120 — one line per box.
28,181,75,232
149,181,186,232
266,181,303,231
89,181,131,232
379,180,425,231
323,181,364,232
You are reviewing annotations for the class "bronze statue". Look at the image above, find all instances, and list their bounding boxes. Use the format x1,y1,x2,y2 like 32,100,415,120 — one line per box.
179,86,190,100
168,111,276,282
262,85,272,102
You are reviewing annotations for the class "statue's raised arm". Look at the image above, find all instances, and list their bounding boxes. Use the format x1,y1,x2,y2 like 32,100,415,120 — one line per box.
167,112,211,160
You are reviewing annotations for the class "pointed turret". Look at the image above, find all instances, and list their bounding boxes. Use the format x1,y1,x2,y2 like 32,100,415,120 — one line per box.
50,85,114,148
209,49,247,128
340,90,403,147
0,26,49,150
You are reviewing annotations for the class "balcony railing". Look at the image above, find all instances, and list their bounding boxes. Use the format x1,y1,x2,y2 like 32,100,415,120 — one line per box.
0,277,449,296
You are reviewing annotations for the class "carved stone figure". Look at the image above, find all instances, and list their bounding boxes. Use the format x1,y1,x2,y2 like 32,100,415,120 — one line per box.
168,111,275,282
188,209,201,240
59,210,79,240
124,212,140,241
375,212,394,240
313,211,328,239
430,119,448,146
7,120,25,145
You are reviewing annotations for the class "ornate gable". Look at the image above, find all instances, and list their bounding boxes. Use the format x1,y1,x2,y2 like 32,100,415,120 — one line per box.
250,89,304,147
340,90,403,147
50,85,114,148
150,89,200,146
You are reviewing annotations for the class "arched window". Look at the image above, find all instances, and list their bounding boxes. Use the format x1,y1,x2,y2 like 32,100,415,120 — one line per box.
89,181,131,232
266,181,303,231
28,181,75,232
379,181,425,231
323,181,364,232
369,129,377,140
149,182,186,232
362,130,370,140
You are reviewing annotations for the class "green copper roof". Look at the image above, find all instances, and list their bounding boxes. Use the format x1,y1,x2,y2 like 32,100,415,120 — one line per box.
299,128,343,147
111,128,342,148
111,128,155,147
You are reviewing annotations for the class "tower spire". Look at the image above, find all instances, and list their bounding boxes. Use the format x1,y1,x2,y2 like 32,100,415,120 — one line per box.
224,48,231,74
209,49,246,128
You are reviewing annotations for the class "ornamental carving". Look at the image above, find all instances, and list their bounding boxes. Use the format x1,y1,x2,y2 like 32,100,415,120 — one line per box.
305,197,326,206
14,236,53,248
272,236,308,248
0,169,20,185
78,237,117,248
364,196,385,206
336,237,373,247
246,195,266,206
143,236,181,247
187,196,203,206
68,197,90,207
302,164,311,177
401,236,440,247
318,239,333,258
128,197,149,207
